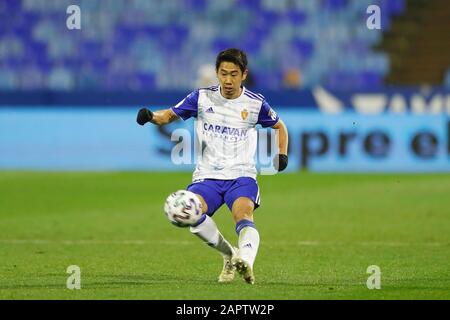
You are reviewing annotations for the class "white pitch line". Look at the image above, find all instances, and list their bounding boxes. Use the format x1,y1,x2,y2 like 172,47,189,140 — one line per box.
0,239,447,247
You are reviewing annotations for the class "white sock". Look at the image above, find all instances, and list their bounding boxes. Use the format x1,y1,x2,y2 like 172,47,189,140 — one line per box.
190,215,234,258
237,225,260,268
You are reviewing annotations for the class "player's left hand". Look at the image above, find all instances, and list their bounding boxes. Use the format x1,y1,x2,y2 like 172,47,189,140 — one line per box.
273,154,288,172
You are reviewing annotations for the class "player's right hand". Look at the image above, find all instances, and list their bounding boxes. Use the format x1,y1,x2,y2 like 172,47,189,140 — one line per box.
136,108,154,125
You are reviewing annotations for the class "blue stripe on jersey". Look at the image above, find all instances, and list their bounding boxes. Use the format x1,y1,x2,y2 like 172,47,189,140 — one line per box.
244,92,263,101
257,100,279,128
245,90,264,101
171,89,199,120
200,85,218,91
245,89,265,100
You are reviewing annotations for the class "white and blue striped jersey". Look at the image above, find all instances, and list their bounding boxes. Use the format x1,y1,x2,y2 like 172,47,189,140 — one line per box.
171,85,279,181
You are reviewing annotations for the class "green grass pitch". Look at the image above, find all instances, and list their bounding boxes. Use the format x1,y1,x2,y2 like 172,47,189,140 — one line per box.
0,171,449,299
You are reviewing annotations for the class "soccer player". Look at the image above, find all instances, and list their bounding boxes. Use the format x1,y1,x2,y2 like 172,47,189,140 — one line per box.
137,48,289,284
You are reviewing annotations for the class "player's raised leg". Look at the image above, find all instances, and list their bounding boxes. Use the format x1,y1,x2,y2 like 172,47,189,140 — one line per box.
231,197,260,285
189,193,236,282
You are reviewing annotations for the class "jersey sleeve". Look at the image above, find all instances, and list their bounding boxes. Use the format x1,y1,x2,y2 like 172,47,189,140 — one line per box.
171,89,199,120
257,100,279,128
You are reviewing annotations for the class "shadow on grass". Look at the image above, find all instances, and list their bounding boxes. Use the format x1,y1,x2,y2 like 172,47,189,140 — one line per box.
0,273,215,290
4,273,447,291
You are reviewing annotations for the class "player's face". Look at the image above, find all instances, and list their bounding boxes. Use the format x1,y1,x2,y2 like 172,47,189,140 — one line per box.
217,62,248,99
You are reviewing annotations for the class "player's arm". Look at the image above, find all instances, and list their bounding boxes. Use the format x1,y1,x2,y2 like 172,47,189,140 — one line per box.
271,119,289,172
272,119,288,155
137,90,199,126
257,100,289,172
136,107,179,126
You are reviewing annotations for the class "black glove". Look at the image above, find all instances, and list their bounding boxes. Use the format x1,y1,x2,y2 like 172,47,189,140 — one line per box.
136,108,154,125
273,154,288,172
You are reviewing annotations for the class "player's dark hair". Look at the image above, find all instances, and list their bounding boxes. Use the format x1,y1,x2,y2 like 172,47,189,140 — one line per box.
215,48,248,74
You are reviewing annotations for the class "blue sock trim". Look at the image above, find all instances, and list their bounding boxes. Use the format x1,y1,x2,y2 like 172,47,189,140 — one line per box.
235,219,256,235
192,214,207,227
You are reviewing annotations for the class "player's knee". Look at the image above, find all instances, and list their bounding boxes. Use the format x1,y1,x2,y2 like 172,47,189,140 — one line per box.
194,193,208,214
232,197,254,222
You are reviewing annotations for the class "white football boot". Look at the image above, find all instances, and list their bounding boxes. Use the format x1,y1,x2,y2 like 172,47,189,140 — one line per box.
231,255,255,285
218,247,238,283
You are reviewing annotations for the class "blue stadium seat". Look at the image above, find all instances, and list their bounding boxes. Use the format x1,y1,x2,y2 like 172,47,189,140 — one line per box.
0,0,401,90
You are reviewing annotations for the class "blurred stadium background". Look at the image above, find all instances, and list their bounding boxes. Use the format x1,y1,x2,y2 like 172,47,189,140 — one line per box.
0,0,449,299
0,0,449,171
0,0,449,91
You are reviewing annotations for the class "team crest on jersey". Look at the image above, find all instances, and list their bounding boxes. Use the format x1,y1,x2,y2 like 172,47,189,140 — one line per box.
241,109,248,120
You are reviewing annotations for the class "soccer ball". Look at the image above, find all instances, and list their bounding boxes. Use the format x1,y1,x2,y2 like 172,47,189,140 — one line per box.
164,190,203,227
